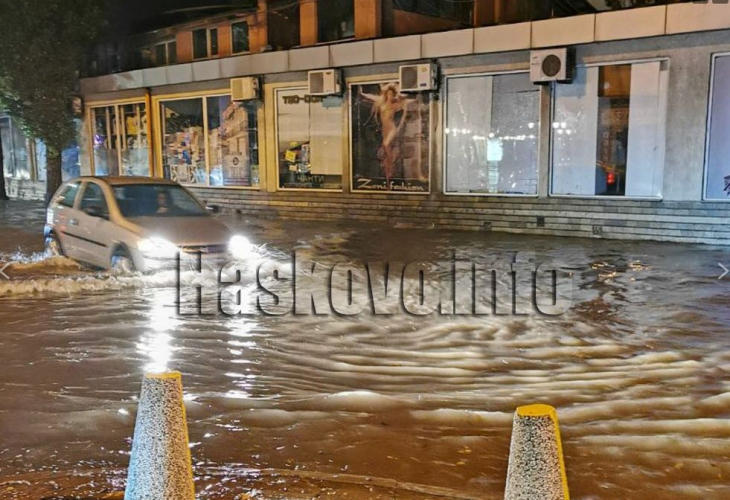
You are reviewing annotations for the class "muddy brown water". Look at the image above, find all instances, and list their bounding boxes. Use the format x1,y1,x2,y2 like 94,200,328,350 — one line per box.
0,199,729,499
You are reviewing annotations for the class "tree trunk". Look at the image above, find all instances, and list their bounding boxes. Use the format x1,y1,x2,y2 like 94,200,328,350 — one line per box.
45,150,63,205
0,136,9,200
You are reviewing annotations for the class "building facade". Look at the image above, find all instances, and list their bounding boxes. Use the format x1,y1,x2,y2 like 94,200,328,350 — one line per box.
5,1,730,244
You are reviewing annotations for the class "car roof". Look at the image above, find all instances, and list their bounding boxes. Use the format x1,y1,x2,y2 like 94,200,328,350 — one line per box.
77,176,179,187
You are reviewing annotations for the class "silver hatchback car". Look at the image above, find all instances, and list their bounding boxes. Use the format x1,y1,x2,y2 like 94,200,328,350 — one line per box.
45,177,250,273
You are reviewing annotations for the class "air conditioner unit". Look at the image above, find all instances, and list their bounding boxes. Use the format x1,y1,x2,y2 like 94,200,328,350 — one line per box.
530,48,574,84
308,69,342,96
399,63,437,92
231,77,261,101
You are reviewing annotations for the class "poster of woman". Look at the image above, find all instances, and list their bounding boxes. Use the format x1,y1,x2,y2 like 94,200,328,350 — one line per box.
351,81,431,192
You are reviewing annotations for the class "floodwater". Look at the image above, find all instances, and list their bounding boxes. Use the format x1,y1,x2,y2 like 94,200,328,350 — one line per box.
0,199,729,499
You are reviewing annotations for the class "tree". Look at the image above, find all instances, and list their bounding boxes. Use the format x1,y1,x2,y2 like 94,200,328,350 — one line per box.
0,0,106,202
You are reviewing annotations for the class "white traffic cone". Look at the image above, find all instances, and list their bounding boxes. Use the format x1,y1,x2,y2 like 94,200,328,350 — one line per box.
504,404,570,500
125,372,195,500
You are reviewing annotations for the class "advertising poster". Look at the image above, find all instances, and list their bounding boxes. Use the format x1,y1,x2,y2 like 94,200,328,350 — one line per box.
351,81,430,193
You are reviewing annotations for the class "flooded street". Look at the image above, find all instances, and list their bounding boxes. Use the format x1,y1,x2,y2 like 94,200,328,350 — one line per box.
1,199,730,499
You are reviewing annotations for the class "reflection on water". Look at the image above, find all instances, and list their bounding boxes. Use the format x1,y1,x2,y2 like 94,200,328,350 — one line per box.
0,201,730,499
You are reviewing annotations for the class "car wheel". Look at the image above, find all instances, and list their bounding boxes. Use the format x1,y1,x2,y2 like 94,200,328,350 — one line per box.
44,233,64,258
111,248,136,274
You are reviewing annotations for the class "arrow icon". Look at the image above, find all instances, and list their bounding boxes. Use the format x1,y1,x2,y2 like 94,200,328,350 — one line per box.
0,263,9,280
719,263,729,280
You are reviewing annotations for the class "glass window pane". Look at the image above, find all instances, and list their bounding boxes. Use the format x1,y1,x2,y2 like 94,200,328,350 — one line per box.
92,106,120,176
193,29,208,59
209,28,219,56
351,81,431,192
155,44,166,65
552,62,666,198
445,73,539,195
276,89,344,190
207,95,259,187
706,55,730,199
168,41,177,64
595,64,630,196
120,103,150,176
160,98,207,185
80,183,109,217
1,118,31,180
232,22,250,53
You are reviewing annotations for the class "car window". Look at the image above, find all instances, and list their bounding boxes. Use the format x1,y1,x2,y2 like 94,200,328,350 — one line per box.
80,183,109,218
57,182,81,208
112,184,208,218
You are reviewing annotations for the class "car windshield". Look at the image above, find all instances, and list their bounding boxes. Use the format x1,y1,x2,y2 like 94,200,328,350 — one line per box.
112,184,208,218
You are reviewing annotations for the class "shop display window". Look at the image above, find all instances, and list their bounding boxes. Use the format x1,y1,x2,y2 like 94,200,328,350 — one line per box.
160,95,260,188
207,96,259,187
89,103,150,177
275,88,344,190
551,61,668,198
160,98,206,185
705,54,730,200
445,72,539,195
350,81,431,193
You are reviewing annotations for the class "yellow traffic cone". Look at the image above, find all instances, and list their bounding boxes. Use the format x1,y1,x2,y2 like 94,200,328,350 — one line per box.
504,404,570,500
124,372,195,500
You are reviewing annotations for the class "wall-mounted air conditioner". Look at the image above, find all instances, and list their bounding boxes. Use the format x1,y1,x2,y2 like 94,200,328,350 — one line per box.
231,77,261,101
399,63,438,92
308,69,342,96
530,48,574,84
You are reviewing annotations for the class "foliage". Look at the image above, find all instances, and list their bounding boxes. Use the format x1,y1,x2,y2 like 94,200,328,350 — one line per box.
0,0,106,196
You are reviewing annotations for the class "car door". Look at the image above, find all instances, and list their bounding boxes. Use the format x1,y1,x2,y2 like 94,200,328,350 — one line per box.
50,181,84,259
74,181,114,267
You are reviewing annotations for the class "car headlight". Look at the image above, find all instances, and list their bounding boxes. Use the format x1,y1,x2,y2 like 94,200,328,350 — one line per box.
137,237,180,258
229,235,254,260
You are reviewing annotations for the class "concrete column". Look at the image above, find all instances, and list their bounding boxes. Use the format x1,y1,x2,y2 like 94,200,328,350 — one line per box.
255,0,268,51
124,372,195,500
355,0,382,39
504,404,570,500
474,0,499,26
300,0,318,46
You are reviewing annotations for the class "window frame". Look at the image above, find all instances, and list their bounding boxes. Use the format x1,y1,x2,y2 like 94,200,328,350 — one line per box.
442,70,542,198
192,27,219,60
86,98,153,177
273,86,346,193
703,51,730,202
231,21,251,54
154,40,177,66
151,90,264,190
548,57,670,201
347,78,433,195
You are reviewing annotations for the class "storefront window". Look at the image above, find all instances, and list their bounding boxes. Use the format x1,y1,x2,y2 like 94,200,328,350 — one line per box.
552,61,668,198
445,72,539,195
276,89,344,190
207,95,260,187
705,54,730,200
160,98,206,185
351,81,431,193
120,103,150,176
90,103,150,177
1,116,31,179
92,106,120,176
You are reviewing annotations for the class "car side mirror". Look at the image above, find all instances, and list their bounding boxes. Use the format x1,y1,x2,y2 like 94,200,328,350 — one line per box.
206,204,220,214
85,205,107,219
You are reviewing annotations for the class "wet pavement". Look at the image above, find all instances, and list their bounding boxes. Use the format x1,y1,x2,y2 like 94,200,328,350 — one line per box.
1,199,730,499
